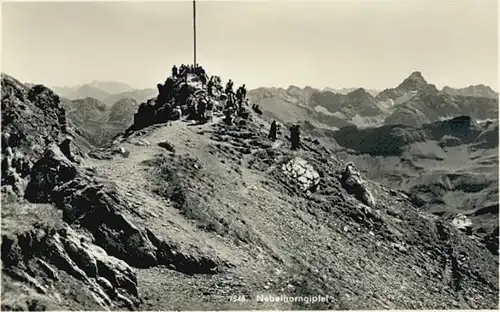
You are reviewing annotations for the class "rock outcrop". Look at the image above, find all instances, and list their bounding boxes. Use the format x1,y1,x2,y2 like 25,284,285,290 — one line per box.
25,143,78,203
2,75,67,172
340,163,376,208
1,224,139,310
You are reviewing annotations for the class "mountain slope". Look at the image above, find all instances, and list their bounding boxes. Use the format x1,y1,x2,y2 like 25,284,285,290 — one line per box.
66,97,108,126
106,98,139,125
1,71,498,310
64,97,139,147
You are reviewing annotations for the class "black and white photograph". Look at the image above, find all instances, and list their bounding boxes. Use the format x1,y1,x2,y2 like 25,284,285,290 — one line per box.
1,0,498,310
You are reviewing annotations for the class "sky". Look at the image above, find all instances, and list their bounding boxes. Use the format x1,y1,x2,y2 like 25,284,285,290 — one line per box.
1,0,498,91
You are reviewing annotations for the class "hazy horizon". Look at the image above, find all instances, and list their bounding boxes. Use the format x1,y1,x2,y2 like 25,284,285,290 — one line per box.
2,0,498,91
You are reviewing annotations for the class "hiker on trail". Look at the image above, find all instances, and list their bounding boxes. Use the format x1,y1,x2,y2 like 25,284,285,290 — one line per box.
290,124,300,150
223,108,232,125
206,99,214,122
198,99,206,123
172,65,178,78
227,93,236,110
268,120,277,141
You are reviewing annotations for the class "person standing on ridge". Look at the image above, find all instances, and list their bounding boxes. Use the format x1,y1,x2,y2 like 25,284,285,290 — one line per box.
198,98,206,123
268,120,277,141
225,80,234,95
207,77,214,95
240,84,247,99
172,65,178,78
289,124,300,150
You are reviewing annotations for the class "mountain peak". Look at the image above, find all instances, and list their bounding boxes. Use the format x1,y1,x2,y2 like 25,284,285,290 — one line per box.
397,71,428,91
408,71,425,80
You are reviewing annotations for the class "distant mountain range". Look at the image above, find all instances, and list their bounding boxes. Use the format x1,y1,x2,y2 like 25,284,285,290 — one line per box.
41,73,499,147
52,81,156,107
248,71,498,129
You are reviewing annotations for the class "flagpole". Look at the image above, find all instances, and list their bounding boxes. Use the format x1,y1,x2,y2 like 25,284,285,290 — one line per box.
193,0,197,66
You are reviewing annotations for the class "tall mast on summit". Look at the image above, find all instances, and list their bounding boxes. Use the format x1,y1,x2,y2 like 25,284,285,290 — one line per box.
193,0,197,66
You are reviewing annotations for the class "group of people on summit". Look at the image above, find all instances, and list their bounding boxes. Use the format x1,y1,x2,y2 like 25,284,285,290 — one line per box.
166,63,255,125
146,63,298,147
171,64,206,79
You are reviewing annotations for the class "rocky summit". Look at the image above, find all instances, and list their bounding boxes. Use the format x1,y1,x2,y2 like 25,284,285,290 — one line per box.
1,67,498,310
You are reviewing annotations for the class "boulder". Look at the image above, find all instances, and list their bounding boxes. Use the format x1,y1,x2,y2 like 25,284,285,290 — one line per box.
340,163,376,208
451,214,473,234
158,141,176,153
282,157,320,192
59,136,79,163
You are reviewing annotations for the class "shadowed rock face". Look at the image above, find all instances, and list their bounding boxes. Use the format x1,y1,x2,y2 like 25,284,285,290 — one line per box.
2,70,499,310
1,74,90,192
331,116,497,157
25,144,78,203
384,93,498,127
